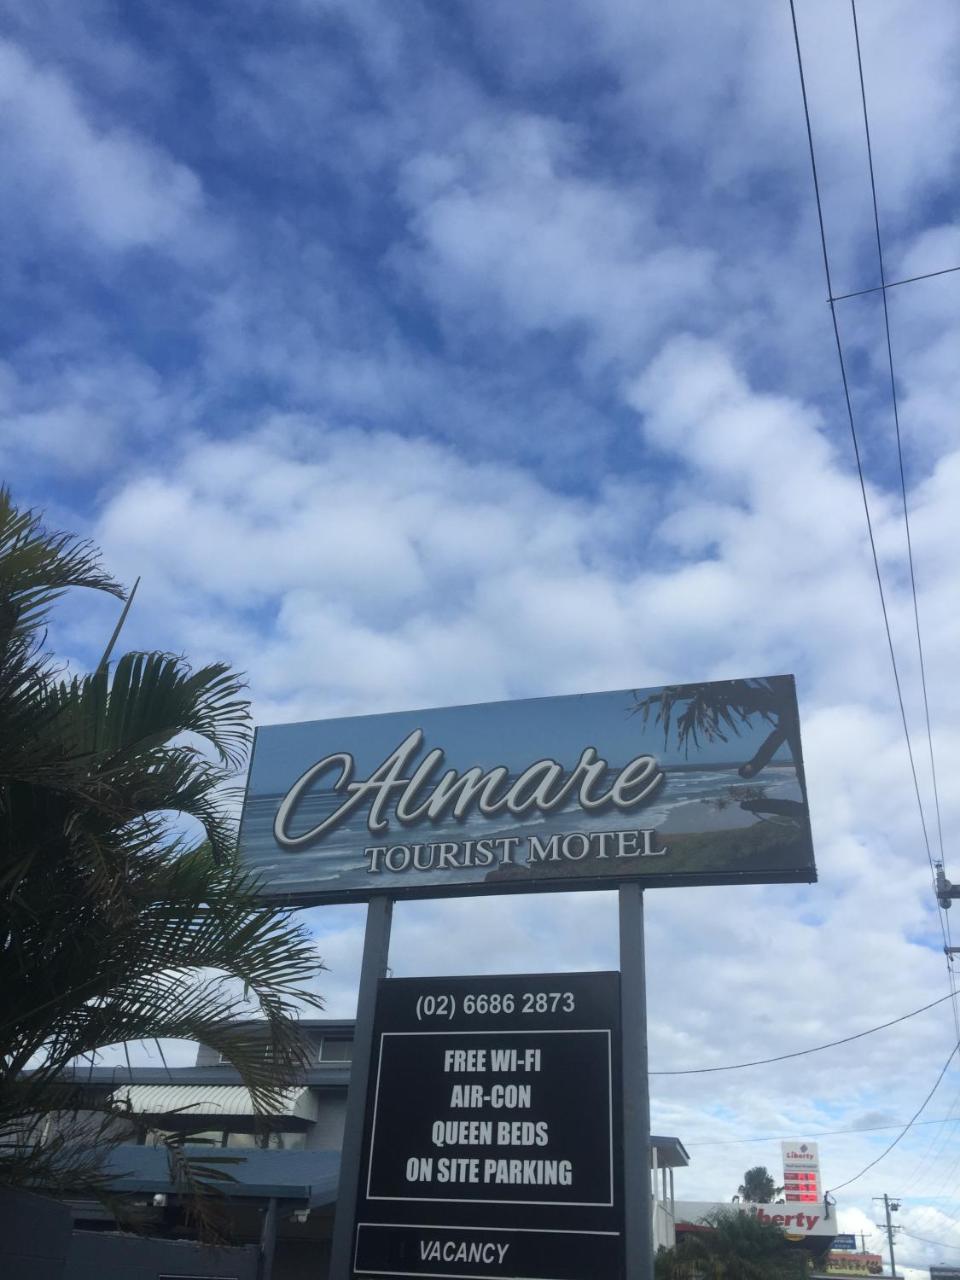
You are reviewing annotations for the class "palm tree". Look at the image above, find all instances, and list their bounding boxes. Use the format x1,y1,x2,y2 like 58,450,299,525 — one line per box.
632,676,808,816
736,1166,784,1203
0,491,324,1196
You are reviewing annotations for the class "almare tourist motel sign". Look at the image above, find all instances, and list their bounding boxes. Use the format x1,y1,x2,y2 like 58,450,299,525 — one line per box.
237,674,816,903
352,972,623,1279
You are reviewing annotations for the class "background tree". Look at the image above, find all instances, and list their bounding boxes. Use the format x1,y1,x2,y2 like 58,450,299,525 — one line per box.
0,491,324,1198
656,1208,806,1280
736,1166,784,1203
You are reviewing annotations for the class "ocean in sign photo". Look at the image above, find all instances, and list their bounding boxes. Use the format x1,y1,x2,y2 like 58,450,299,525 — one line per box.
238,761,806,897
236,677,816,900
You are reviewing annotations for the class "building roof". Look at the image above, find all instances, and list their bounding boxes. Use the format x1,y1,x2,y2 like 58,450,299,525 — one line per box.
111,1084,318,1123
57,1063,351,1090
103,1144,340,1208
651,1135,690,1168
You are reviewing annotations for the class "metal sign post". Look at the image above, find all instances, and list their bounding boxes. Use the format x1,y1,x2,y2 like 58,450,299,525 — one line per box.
329,895,393,1280
619,883,652,1280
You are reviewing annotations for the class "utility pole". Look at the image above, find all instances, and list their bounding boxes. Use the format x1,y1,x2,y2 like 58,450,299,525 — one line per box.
873,1194,900,1277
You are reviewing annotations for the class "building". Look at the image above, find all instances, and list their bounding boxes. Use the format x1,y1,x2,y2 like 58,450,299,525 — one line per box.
54,1020,689,1278
650,1137,689,1250
59,1019,354,1280
822,1250,885,1275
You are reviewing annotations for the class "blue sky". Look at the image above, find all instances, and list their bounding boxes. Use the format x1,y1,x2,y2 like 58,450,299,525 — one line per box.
5,0,960,1270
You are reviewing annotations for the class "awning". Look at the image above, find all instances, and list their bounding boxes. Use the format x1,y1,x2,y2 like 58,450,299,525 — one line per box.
103,1144,340,1208
110,1084,318,1126
651,1135,690,1168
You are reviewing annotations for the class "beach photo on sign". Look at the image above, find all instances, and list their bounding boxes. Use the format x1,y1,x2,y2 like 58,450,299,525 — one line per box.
238,675,815,902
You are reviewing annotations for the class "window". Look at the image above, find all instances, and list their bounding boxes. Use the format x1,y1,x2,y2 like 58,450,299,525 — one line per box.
144,1128,227,1147
225,1130,304,1151
224,1131,257,1149
319,1038,352,1063
216,1036,353,1062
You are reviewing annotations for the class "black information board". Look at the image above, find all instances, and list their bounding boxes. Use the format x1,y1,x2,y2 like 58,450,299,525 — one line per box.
353,971,624,1279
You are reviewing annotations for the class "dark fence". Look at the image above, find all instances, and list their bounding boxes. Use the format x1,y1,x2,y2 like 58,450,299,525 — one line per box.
0,1188,72,1280
0,1191,260,1280
64,1231,258,1280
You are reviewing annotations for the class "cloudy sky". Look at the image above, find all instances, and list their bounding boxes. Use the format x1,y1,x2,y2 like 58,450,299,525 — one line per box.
5,0,960,1270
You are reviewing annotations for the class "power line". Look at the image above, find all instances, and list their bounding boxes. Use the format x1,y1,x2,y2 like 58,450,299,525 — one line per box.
848,0,959,1045
686,1117,960,1148
899,1228,960,1251
898,1108,960,1210
830,263,960,302
651,989,956,1075
850,0,948,883
895,1075,960,1195
827,1038,959,1193
906,1121,960,1208
786,0,950,963
777,21,960,1200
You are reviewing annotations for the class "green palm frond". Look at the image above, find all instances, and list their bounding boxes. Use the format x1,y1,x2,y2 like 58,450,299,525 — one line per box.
98,652,251,768
2,846,323,1094
34,652,250,770
632,679,781,752
0,1089,242,1244
0,1099,127,1196
0,491,324,1213
0,488,124,641
164,1139,242,1243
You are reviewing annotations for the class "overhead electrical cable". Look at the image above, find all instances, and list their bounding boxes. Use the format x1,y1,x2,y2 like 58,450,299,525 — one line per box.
651,989,955,1075
898,1229,960,1251
910,1206,960,1229
900,1123,960,1210
827,1038,959,1193
685,1117,960,1147
895,1076,960,1195
850,0,948,888
787,0,951,963
831,263,960,302
848,0,960,1044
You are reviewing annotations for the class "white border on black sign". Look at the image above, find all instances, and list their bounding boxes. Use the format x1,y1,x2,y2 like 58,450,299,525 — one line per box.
364,1030,614,1208
353,1220,621,1280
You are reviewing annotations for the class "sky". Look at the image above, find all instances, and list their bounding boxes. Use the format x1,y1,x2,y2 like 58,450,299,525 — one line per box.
4,0,960,1271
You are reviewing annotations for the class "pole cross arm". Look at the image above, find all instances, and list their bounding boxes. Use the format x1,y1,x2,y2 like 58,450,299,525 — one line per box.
936,867,960,910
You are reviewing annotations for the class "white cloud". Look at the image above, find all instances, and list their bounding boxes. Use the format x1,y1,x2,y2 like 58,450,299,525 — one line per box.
0,37,205,252
0,348,194,477
90,335,934,713
8,0,960,1257
396,113,715,368
82,331,960,1238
